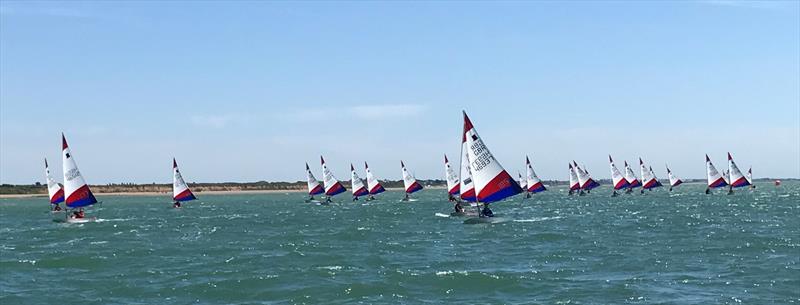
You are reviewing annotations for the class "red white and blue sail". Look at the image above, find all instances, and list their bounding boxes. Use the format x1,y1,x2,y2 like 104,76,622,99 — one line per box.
624,161,642,189
444,155,460,195
459,135,477,202
44,158,64,204
706,155,728,188
321,156,346,196
568,164,580,191
525,156,546,193
173,158,197,201
666,165,683,188
746,167,753,185
639,158,662,189
728,153,751,188
518,173,527,191
61,134,97,208
306,163,324,195
574,161,599,190
350,164,369,197
609,155,629,190
401,161,423,194
463,111,521,203
364,162,385,195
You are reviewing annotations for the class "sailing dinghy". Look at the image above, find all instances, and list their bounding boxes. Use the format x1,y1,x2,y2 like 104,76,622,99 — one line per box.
609,155,629,196
518,173,528,198
305,163,324,202
666,165,683,191
639,158,663,193
364,162,385,201
525,156,546,196
320,156,346,203
746,167,755,189
61,134,98,223
44,158,65,212
350,164,368,201
623,161,641,194
568,164,580,195
574,161,599,195
705,155,728,194
401,161,423,201
727,152,751,194
172,158,197,208
461,111,522,224
444,155,460,202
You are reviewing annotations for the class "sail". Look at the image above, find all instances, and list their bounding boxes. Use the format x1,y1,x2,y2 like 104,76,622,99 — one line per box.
666,165,683,187
320,156,346,196
746,167,753,184
459,133,477,202
728,153,751,188
444,155,460,195
518,173,527,191
44,158,64,204
706,155,728,188
350,164,368,197
525,156,546,193
463,111,521,203
401,161,423,194
568,164,580,190
623,161,641,188
609,155,629,190
640,158,662,189
574,161,599,190
172,158,197,201
306,163,324,195
61,134,97,208
364,162,385,195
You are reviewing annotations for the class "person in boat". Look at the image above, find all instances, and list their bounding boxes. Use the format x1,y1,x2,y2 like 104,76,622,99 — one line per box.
352,196,358,201
173,201,181,208
403,193,410,201
72,209,84,219
454,201,464,213
53,204,62,211
480,204,494,217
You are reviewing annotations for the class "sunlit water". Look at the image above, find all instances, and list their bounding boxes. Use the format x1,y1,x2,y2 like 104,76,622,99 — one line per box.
1,182,798,304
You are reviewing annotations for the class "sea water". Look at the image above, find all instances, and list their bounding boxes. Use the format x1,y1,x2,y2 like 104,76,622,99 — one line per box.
1,182,798,304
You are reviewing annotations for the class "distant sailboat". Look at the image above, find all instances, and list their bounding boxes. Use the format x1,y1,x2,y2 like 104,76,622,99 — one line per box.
746,167,755,189
44,158,64,211
705,154,728,194
568,164,580,195
574,161,599,195
350,164,369,201
727,152,751,194
623,161,641,194
462,111,522,223
61,134,98,223
400,161,423,201
666,165,683,191
609,155,629,197
320,156,346,203
364,162,385,201
639,158,663,193
518,173,527,198
459,134,477,203
444,155,460,201
305,163,324,202
525,156,546,195
172,158,197,207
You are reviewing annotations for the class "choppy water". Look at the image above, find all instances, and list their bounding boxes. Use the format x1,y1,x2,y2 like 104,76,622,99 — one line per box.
1,182,798,304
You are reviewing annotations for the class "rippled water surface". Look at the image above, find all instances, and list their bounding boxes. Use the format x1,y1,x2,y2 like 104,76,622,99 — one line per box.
1,182,798,304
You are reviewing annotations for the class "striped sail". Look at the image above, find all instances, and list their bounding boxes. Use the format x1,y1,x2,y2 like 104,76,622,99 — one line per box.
306,163,324,195
609,155,629,190
44,158,64,204
173,158,197,201
640,158,662,189
463,111,521,203
350,164,368,197
574,161,599,190
728,153,750,188
444,155,460,195
624,161,641,188
746,167,753,184
568,164,580,191
401,161,423,194
321,156,346,196
459,137,477,202
666,165,683,188
61,134,97,208
518,173,527,191
364,162,385,195
706,155,728,188
525,156,546,193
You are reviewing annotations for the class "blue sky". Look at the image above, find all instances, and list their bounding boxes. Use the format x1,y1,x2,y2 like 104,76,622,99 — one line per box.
1,1,798,184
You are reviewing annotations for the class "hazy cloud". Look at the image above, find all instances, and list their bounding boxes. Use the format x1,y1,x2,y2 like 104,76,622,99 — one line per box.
348,104,428,120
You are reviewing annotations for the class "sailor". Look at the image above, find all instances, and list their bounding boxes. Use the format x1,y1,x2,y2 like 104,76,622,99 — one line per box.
53,204,62,211
454,201,464,213
403,193,410,201
173,201,181,208
481,204,494,217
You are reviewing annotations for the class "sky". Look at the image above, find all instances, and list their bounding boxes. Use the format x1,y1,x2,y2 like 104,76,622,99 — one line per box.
1,1,798,184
